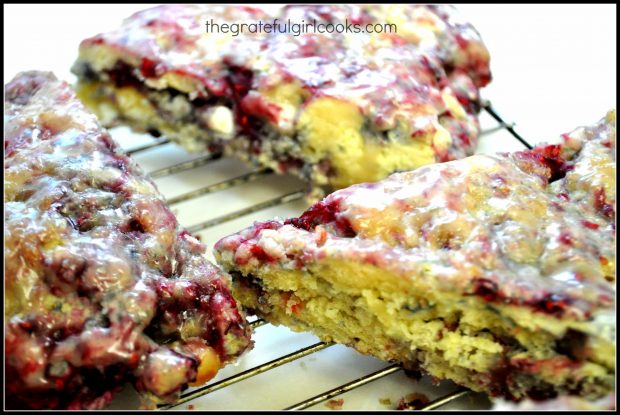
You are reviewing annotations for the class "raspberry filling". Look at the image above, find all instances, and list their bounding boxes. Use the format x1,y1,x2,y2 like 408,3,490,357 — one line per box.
593,187,614,219
285,197,357,238
469,278,582,318
516,144,574,183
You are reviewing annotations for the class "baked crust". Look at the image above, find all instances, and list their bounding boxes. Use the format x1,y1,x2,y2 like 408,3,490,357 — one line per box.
4,72,252,409
215,112,616,400
72,4,491,194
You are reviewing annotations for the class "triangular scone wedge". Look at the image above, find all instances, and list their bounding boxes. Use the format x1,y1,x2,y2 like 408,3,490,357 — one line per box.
72,5,491,195
5,72,252,409
215,111,616,400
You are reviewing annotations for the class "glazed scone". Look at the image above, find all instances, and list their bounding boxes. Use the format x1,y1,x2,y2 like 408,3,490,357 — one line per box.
215,112,616,400
72,4,491,194
4,72,252,409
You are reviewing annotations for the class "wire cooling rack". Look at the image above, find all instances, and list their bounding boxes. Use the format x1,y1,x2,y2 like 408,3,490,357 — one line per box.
108,102,533,411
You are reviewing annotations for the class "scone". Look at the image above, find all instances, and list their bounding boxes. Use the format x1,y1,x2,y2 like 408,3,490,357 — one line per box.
72,4,491,194
215,112,616,400
4,72,252,409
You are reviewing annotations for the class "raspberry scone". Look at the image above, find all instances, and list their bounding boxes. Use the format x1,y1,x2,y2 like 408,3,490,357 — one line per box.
215,112,616,400
4,72,252,409
72,4,491,194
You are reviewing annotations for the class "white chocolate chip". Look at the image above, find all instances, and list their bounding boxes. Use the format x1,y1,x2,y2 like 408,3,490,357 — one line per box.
258,229,285,258
203,106,234,137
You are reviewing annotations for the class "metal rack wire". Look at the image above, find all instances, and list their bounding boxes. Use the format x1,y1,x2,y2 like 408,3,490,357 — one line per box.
122,102,531,411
